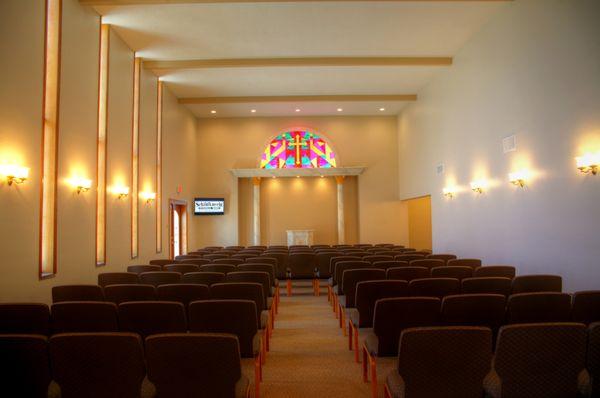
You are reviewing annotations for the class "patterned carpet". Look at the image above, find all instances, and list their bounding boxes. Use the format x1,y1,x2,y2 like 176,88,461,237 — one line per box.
242,281,395,398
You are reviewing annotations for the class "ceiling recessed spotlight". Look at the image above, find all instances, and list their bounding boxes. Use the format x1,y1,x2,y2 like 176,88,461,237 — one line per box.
295,108,301,112
379,108,386,112
251,109,256,113
210,110,217,114
337,108,343,112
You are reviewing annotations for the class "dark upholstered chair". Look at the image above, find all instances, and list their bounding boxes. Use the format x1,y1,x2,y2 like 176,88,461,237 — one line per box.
163,264,200,274
226,271,272,304
588,322,600,398
176,258,211,267
373,251,397,256
238,264,277,287
362,297,440,398
51,302,118,333
214,258,245,266
408,278,460,298
247,256,277,268
98,272,138,287
188,300,262,397
484,323,587,398
203,246,224,252
103,284,155,304
50,332,145,398
329,255,361,275
333,261,371,292
512,274,563,294
340,268,386,309
385,327,492,398
409,259,444,270
431,266,473,280
263,252,288,278
394,254,426,263
231,254,256,261
210,283,268,330
52,285,104,303
0,303,50,335
474,265,516,279
288,252,316,279
386,266,429,282
200,264,237,274
363,255,394,264
118,301,187,338
175,255,199,261
347,280,408,362
572,290,600,324
156,284,210,306
441,294,506,332
146,333,250,398
225,245,245,251
426,253,457,263
315,252,339,278
461,277,512,296
138,271,181,287
182,271,226,286
506,292,572,324
127,264,162,274
149,259,175,267
0,335,51,398
204,254,230,260
447,258,482,269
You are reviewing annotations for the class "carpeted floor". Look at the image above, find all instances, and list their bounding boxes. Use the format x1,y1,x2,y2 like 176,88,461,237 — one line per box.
242,281,395,398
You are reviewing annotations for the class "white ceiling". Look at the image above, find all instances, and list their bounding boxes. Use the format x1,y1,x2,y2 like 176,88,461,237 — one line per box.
92,1,508,117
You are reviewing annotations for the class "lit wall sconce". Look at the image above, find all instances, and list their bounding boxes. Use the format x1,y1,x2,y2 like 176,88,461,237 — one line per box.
442,187,455,199
508,169,529,188
140,191,156,204
576,153,599,175
112,185,130,199
470,179,488,194
69,177,92,194
0,164,29,186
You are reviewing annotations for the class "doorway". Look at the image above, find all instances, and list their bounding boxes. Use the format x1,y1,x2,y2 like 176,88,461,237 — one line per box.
169,199,188,259
404,195,432,251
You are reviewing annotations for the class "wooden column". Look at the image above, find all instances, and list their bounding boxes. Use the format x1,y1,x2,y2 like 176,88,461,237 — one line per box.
252,177,261,245
335,176,345,244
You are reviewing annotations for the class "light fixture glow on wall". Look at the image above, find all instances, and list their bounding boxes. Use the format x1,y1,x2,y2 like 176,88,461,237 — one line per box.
442,187,456,198
576,152,599,175
140,191,156,204
470,179,488,194
112,185,130,199
69,177,92,194
508,169,530,187
0,164,29,186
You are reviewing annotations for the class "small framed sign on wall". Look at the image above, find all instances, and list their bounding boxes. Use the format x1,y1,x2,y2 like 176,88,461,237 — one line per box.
194,198,225,215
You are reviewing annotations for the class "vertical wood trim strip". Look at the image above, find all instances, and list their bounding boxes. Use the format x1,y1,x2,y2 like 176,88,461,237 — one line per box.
131,56,140,259
156,80,163,253
39,0,62,279
96,23,110,266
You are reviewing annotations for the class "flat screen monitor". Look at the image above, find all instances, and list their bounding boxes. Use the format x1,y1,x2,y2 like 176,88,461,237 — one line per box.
194,198,224,215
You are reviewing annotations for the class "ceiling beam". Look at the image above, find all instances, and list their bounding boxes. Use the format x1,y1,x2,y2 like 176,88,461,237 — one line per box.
145,57,452,70
83,0,512,4
178,94,417,104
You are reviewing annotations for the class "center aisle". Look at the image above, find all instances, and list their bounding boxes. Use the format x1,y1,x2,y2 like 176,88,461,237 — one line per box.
242,282,392,398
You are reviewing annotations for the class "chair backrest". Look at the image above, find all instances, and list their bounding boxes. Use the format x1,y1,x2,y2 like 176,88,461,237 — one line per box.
156,284,210,306
572,290,600,324
507,292,572,324
226,271,271,300
188,300,259,358
363,255,394,264
410,259,445,270
138,271,181,287
103,284,156,304
431,266,473,280
473,265,516,279
247,256,277,268
231,253,255,261
203,246,223,251
50,332,146,398
493,323,587,397
372,297,441,356
371,260,408,270
441,294,506,331
213,258,245,265
51,302,118,333
118,301,187,338
0,303,50,335
354,280,409,328
315,252,339,277
210,283,266,323
511,274,562,294
146,333,244,398
329,255,360,274
248,245,267,250
217,250,238,256
409,278,460,298
461,277,512,296
149,259,174,266
262,252,288,278
163,264,200,274
588,322,600,398
203,254,229,260
426,254,457,263
181,271,226,286
447,258,482,269
225,246,245,251
396,326,492,398
127,264,162,274
176,258,212,267
0,335,51,398
238,263,276,286
98,272,138,287
175,255,198,261
288,252,317,278
395,254,426,263
52,285,104,303
386,266,429,282
200,264,237,274
341,268,386,308
334,260,371,287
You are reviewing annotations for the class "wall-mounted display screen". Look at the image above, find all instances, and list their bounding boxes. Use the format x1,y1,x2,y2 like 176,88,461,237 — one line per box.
194,198,224,215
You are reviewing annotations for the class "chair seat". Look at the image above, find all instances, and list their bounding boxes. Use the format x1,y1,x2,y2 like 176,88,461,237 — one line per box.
347,308,360,326
328,277,334,286
385,371,406,398
260,311,269,329
141,376,157,398
482,370,501,398
338,295,346,308
364,331,380,356
333,285,339,295
267,297,273,309
235,375,250,398
252,333,262,357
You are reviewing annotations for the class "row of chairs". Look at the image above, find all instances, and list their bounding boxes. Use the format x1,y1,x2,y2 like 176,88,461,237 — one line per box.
0,332,252,398
376,322,600,398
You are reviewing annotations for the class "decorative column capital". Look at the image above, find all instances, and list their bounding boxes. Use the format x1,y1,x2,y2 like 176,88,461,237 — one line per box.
335,176,345,185
252,177,261,186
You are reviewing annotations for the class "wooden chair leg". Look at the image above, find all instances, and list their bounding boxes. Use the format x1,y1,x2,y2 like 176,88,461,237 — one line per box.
354,326,359,363
286,279,292,296
348,322,353,350
362,345,368,382
261,335,267,365
315,279,320,296
341,307,347,336
327,285,331,302
370,355,377,398
254,353,261,398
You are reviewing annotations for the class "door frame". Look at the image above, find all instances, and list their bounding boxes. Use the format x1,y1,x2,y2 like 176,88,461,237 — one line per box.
169,198,188,259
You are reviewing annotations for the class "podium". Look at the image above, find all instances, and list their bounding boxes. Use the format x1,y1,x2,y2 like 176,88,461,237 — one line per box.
286,229,314,246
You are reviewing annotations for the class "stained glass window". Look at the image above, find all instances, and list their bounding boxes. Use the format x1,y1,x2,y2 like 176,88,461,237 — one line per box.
260,130,337,169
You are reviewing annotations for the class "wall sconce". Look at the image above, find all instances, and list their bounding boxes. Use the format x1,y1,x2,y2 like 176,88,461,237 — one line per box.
69,177,92,194
442,187,455,199
112,186,130,199
0,164,29,186
508,169,529,188
140,191,156,204
470,179,488,194
576,153,599,175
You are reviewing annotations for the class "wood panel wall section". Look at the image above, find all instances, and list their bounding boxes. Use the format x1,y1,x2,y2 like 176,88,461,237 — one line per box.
131,56,140,258
96,23,109,266
156,80,163,253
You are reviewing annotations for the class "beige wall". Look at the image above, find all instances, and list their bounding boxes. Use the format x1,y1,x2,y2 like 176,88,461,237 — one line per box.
405,196,432,251
397,0,600,291
0,0,198,303
195,117,408,248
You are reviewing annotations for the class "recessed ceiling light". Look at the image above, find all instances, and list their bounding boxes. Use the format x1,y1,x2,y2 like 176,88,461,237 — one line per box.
295,108,301,112
210,110,217,114
251,109,256,113
379,108,385,112
337,108,343,112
